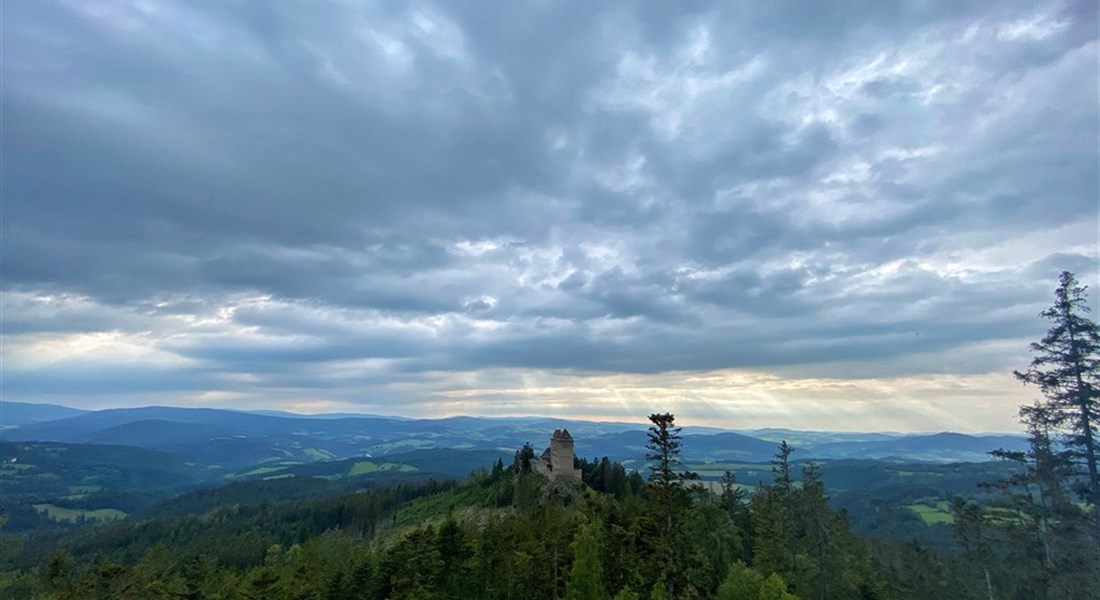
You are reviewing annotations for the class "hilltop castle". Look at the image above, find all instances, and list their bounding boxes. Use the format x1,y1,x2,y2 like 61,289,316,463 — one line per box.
532,428,582,482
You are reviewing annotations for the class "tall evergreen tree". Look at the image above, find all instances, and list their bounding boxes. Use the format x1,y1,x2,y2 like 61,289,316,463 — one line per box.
1014,271,1100,539
644,413,701,599
646,413,686,488
751,483,791,578
771,442,795,497
436,515,470,600
719,470,746,519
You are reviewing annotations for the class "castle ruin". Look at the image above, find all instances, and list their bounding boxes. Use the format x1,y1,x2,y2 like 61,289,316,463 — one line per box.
532,428,582,482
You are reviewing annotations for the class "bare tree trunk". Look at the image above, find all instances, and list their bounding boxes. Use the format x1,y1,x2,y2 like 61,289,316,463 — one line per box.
1078,400,1100,542
1069,326,1100,544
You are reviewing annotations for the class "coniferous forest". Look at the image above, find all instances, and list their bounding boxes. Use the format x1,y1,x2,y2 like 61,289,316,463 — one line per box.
1,274,1098,599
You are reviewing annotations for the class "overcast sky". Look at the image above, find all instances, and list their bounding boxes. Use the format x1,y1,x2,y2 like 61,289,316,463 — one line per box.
3,0,1097,432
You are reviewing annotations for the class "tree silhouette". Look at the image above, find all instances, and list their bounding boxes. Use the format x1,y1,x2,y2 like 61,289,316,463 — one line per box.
645,413,684,488
1015,271,1100,540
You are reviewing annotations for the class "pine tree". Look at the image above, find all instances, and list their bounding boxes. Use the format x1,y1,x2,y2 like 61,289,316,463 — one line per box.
793,463,831,600
646,413,685,488
436,515,470,599
719,470,745,519
1014,271,1100,540
348,558,375,600
644,413,701,599
750,485,790,578
771,442,795,497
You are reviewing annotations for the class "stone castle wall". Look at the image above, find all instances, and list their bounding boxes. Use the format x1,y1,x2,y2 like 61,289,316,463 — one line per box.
549,430,581,482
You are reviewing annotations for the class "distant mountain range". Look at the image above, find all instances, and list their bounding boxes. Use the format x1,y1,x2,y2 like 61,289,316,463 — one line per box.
1,401,1027,467
0,401,89,426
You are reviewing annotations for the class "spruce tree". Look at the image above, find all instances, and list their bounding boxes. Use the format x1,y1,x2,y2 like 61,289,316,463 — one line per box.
1015,271,1100,539
646,413,685,488
719,470,745,519
644,413,700,599
770,441,795,497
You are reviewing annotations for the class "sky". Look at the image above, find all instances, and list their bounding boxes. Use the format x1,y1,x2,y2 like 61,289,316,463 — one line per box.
2,0,1098,432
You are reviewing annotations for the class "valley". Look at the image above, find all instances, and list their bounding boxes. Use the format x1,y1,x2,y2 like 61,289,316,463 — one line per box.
1,401,1020,548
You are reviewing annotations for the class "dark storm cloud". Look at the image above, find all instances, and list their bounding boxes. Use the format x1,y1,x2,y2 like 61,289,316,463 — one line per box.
2,0,1097,415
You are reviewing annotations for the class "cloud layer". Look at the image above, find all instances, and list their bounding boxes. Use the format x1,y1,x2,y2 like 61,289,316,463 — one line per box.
3,0,1097,431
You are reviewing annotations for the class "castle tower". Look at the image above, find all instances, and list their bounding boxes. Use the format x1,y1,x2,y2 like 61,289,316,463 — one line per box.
549,428,581,482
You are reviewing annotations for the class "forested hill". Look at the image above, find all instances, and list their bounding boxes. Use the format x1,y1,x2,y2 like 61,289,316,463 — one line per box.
1,401,1027,465
2,434,1096,600
0,452,935,599
1,403,1094,599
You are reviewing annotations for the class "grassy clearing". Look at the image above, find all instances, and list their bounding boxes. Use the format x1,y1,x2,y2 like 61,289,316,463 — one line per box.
33,504,127,524
381,462,418,472
237,466,287,478
348,461,379,476
303,448,335,461
908,501,954,525
348,461,418,477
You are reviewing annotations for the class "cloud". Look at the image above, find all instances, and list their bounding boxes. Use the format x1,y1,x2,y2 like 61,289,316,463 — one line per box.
2,0,1097,431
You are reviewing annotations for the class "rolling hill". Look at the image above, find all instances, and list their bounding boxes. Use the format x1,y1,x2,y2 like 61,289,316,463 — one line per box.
1,403,1026,468
0,401,89,427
